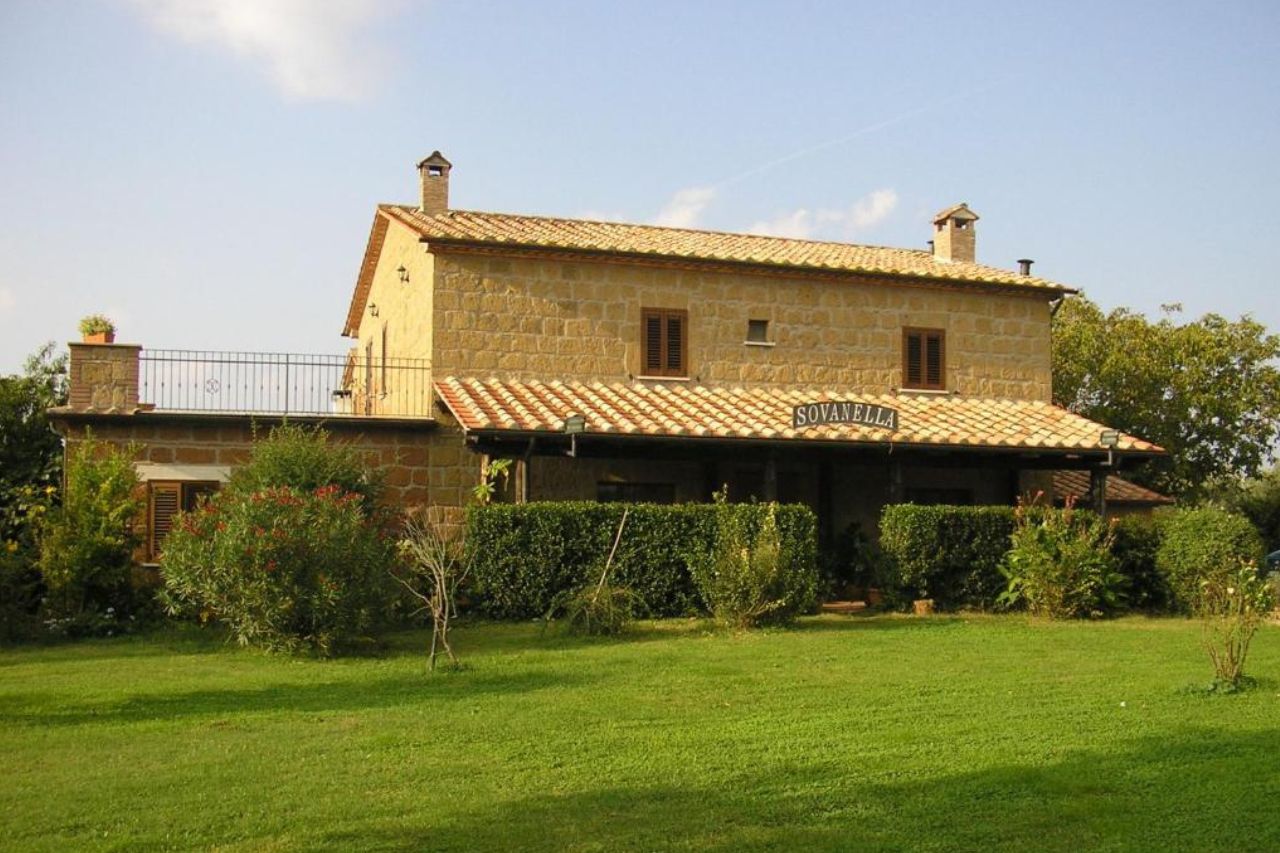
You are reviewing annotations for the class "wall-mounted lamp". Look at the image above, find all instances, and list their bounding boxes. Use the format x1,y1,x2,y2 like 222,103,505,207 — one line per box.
564,413,586,457
397,265,410,284
368,302,380,317
1099,429,1120,468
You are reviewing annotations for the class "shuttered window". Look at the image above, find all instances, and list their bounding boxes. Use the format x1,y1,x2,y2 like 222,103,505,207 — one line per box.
148,480,221,561
641,308,689,377
902,328,945,390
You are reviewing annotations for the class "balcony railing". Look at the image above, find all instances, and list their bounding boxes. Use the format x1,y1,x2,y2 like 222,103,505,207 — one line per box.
138,350,433,418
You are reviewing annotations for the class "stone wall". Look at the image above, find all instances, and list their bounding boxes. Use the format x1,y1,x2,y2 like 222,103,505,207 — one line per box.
54,413,480,528
428,251,1054,400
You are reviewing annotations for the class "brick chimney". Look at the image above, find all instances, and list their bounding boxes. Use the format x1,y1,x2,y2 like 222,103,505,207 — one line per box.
417,151,452,214
932,203,979,263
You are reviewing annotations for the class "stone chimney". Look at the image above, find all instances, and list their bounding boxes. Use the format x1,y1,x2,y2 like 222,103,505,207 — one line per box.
67,341,141,413
417,151,452,214
931,203,979,263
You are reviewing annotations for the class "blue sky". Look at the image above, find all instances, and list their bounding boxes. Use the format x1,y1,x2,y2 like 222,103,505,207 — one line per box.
2,0,1278,371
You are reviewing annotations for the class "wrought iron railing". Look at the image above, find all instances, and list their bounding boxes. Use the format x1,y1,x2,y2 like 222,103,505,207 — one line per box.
138,350,433,418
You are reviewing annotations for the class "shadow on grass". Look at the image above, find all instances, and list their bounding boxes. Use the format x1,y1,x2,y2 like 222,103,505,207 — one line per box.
0,666,596,729
318,728,1280,852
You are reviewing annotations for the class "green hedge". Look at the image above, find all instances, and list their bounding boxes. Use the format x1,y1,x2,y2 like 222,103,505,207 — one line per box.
466,502,818,620
1155,507,1263,612
878,505,1018,609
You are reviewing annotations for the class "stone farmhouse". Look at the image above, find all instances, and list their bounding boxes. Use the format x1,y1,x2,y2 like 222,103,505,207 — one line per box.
49,152,1163,562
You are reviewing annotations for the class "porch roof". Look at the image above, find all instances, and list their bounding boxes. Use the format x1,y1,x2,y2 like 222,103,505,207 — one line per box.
434,377,1163,456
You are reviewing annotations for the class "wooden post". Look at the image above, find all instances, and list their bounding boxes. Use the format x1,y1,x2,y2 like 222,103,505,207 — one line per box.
763,451,778,502
888,459,904,504
1090,467,1107,518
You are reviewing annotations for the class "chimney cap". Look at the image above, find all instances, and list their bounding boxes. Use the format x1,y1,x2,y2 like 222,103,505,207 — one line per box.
417,151,452,170
932,202,979,225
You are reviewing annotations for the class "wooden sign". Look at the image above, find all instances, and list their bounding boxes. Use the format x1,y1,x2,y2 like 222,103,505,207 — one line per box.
792,401,898,431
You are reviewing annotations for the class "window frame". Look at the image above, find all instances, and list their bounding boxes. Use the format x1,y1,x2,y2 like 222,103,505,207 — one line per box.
148,479,221,562
902,327,946,391
640,307,689,378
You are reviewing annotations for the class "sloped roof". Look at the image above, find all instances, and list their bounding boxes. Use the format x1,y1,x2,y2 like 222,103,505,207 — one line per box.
434,377,1162,455
380,205,1069,291
1052,470,1174,506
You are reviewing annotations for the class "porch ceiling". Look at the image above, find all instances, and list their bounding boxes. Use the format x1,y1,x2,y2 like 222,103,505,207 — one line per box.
434,377,1163,456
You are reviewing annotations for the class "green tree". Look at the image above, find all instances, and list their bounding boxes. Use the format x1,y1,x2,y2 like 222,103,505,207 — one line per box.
1052,297,1280,500
1213,467,1280,552
0,343,67,511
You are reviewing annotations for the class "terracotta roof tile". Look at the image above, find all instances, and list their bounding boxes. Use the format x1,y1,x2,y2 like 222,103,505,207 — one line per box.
383,205,1070,292
435,378,1163,455
1052,470,1174,505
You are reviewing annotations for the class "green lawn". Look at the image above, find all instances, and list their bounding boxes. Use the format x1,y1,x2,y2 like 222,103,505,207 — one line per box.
2,615,1278,852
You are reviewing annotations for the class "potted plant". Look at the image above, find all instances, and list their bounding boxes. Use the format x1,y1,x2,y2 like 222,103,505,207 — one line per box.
79,314,116,344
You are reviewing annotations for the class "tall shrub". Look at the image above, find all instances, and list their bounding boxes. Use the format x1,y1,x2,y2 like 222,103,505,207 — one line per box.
37,437,143,632
1111,514,1168,611
1156,507,1263,612
999,501,1124,618
232,423,383,510
878,505,1016,609
689,498,816,629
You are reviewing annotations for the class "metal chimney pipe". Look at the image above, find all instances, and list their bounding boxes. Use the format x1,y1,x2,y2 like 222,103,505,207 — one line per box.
1017,258,1034,276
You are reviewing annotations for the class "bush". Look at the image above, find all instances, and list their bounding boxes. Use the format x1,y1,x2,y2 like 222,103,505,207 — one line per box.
37,438,144,633
231,423,383,511
878,505,1016,609
466,501,818,621
999,502,1125,618
1196,561,1274,689
1156,507,1264,613
819,522,884,600
1111,514,1168,611
1,484,53,641
160,485,395,654
689,498,817,629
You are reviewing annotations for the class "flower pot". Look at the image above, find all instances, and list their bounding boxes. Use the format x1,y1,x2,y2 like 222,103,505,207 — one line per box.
82,331,115,344
913,598,935,616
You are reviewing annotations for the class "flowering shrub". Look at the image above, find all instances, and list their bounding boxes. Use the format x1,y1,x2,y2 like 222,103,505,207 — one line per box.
159,484,395,654
999,499,1124,619
1196,561,1274,690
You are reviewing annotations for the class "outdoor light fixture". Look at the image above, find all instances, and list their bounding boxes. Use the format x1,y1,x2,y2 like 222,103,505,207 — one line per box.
397,265,410,284
368,302,380,317
1099,429,1120,468
564,413,586,457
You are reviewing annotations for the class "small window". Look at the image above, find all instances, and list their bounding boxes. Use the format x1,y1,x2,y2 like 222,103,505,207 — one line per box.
149,480,220,561
597,482,676,504
427,165,444,177
903,328,945,390
746,319,769,343
641,308,688,377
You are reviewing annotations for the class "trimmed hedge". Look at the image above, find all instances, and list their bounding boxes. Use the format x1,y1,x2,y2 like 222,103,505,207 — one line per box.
1111,514,1167,611
1155,507,1264,612
878,505,1016,609
466,502,819,620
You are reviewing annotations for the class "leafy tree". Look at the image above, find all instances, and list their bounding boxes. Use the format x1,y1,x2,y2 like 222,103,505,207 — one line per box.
1052,297,1280,500
1212,467,1280,552
0,343,67,514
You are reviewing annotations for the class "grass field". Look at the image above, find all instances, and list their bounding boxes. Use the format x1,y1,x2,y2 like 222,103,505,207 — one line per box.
2,615,1278,852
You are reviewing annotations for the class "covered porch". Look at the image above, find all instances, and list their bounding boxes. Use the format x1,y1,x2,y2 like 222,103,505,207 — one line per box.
434,377,1164,543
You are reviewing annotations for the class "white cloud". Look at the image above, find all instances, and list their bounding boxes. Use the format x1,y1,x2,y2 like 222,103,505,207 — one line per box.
748,188,898,240
124,0,404,102
848,189,898,230
653,186,717,229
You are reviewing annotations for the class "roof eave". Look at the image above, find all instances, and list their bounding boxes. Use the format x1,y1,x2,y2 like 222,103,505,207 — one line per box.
415,236,1077,297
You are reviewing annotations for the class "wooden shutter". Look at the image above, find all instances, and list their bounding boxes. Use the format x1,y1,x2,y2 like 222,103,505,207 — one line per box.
665,313,685,374
643,311,663,374
903,328,944,390
641,309,689,377
149,482,181,561
925,332,944,388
